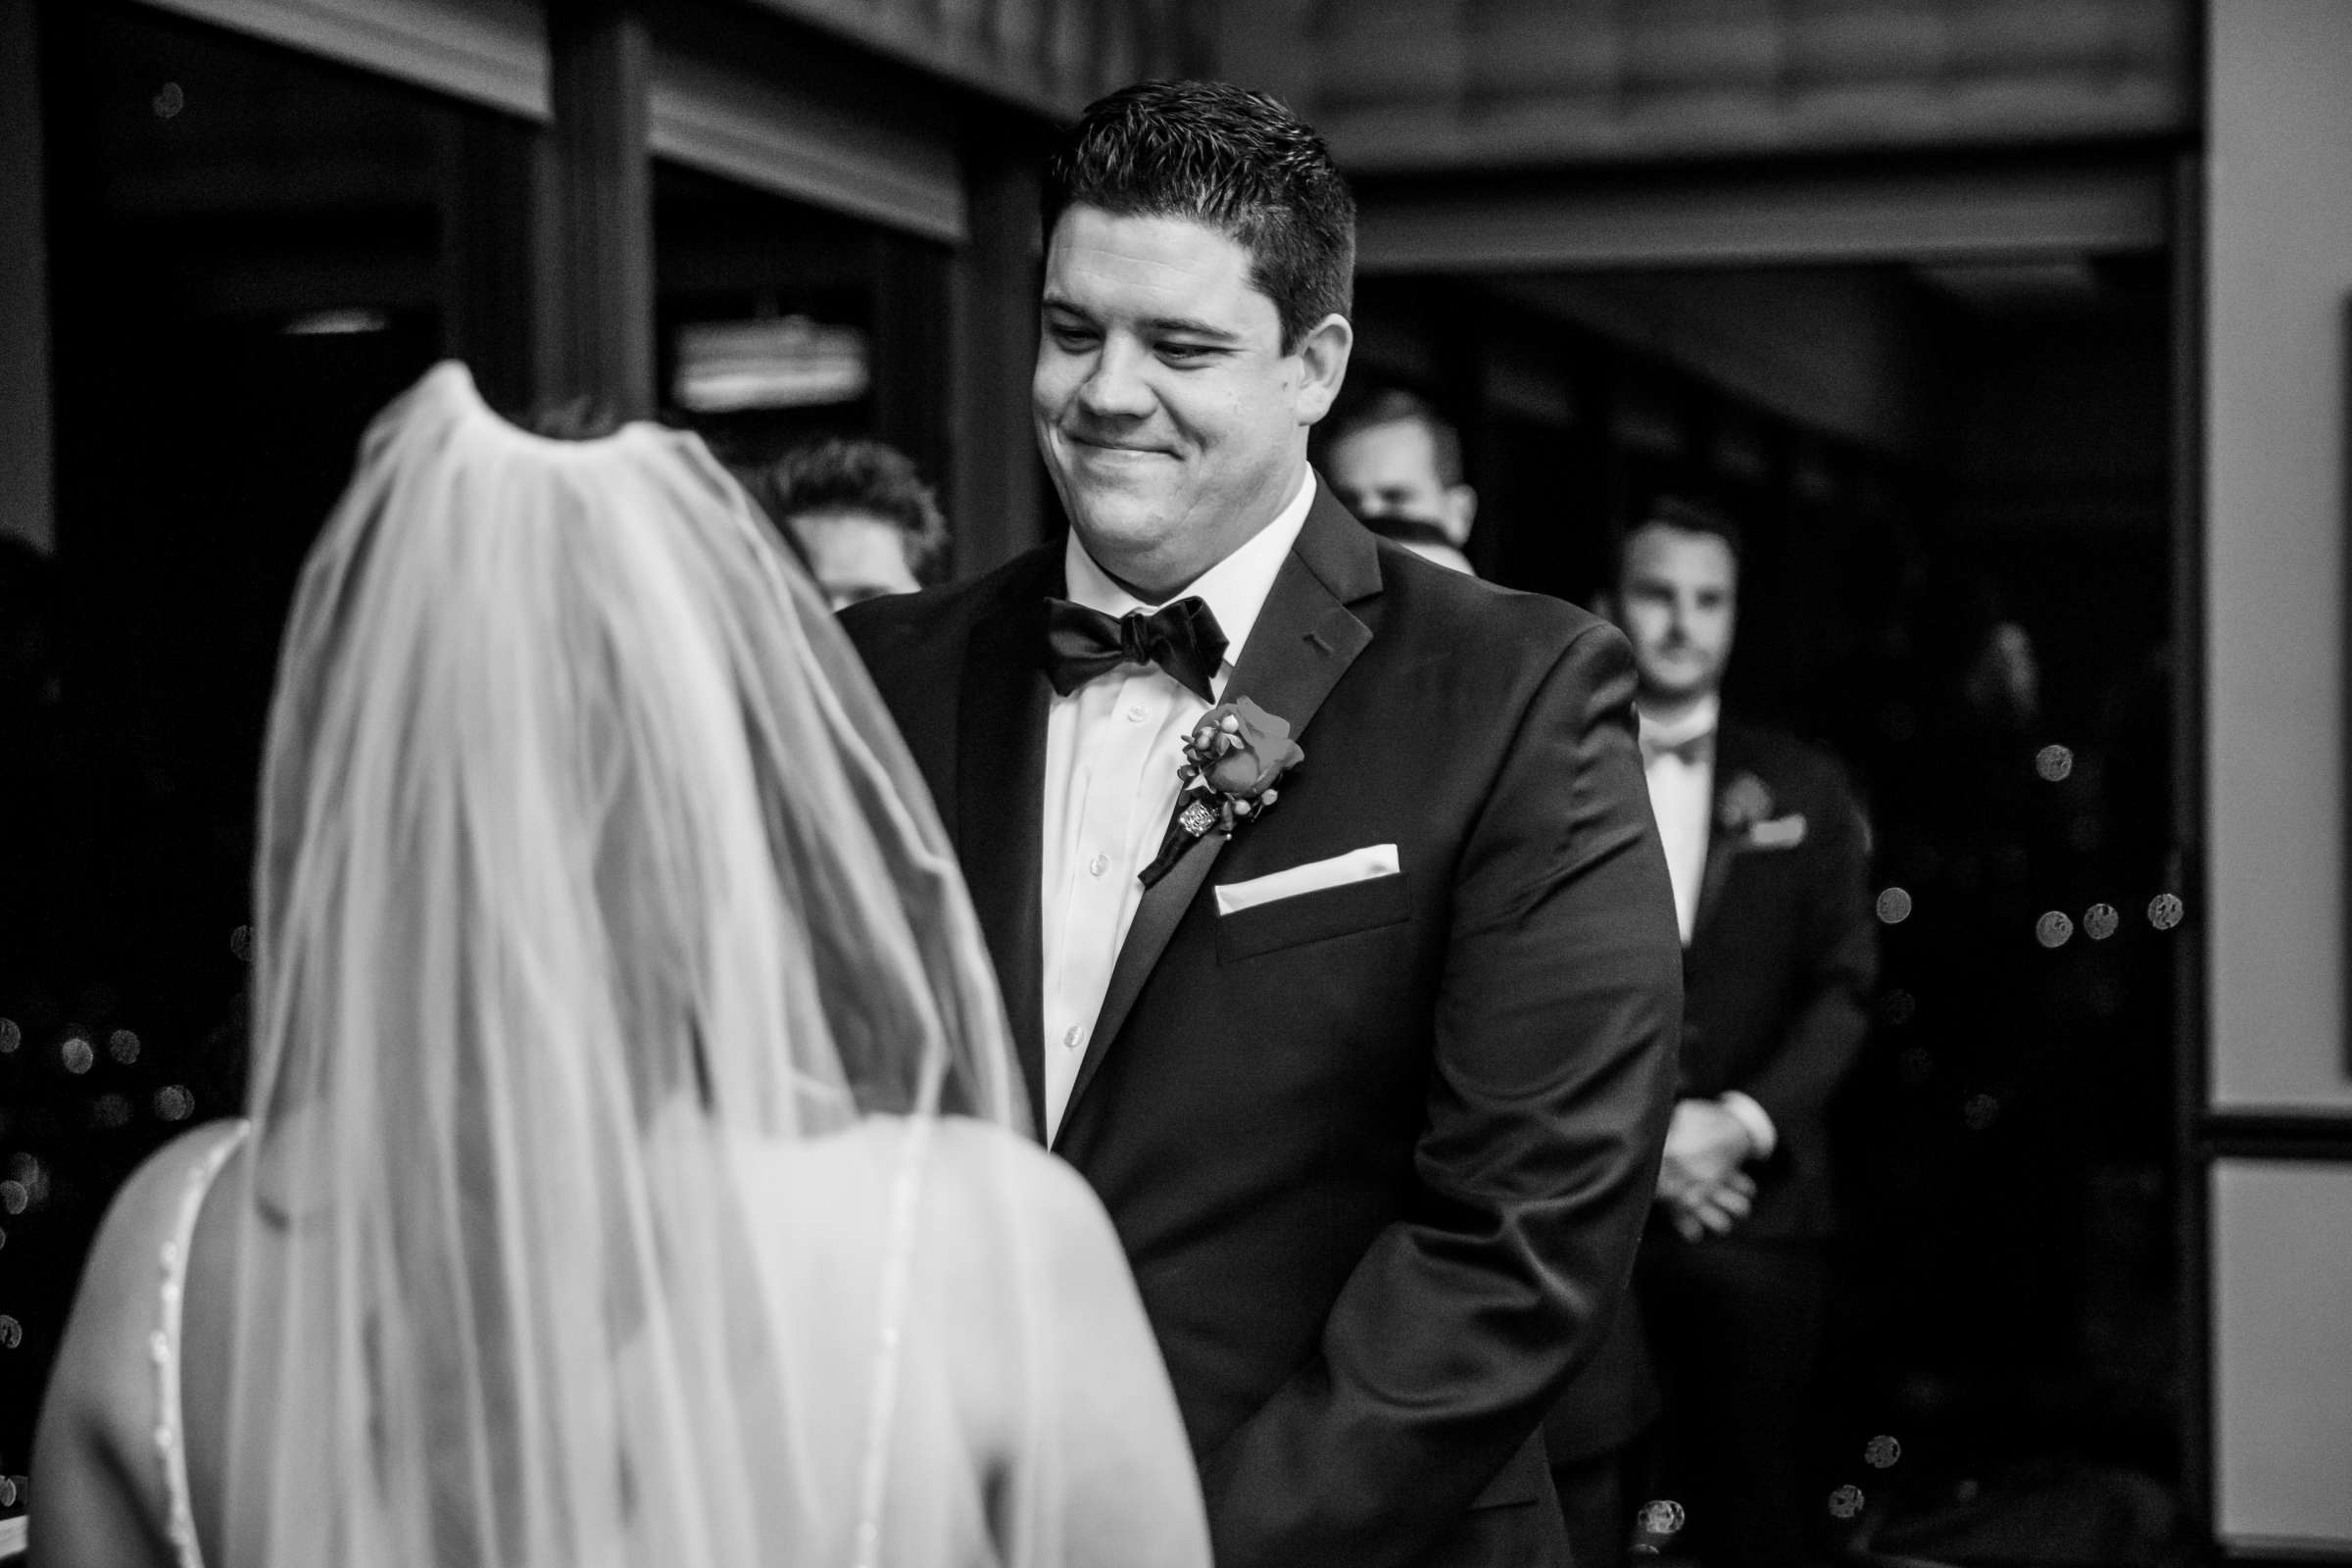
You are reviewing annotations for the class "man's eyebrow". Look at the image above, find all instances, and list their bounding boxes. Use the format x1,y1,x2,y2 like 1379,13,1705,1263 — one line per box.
1038,298,1240,342
1144,316,1241,341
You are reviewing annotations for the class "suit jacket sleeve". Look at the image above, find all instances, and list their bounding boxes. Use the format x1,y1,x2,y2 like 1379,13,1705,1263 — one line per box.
1737,765,1878,1142
1198,619,1684,1568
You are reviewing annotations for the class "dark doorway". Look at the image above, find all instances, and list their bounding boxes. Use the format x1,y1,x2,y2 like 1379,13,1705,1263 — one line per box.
1345,249,2182,1556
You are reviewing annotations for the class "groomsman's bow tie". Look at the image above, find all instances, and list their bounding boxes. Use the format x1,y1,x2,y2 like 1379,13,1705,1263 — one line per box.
1044,597,1228,705
1641,728,1715,767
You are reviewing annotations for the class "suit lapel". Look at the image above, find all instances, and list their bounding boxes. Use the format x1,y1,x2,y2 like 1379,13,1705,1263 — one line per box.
958,550,1061,1135
1054,484,1382,1144
1691,723,1753,944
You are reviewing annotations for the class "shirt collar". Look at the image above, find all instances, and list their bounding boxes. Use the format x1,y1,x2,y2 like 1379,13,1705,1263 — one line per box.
1061,466,1315,678
1638,692,1721,755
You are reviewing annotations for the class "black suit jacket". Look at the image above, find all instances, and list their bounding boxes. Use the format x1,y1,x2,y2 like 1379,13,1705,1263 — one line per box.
1678,721,1877,1241
1544,719,1877,1461
843,485,1682,1568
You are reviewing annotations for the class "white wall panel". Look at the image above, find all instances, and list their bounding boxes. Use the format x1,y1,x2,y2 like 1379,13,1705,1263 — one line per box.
2211,1160,2352,1548
2205,0,2352,1110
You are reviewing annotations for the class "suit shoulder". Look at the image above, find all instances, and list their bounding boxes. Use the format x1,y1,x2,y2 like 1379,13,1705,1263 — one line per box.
1374,542,1619,662
839,544,1055,654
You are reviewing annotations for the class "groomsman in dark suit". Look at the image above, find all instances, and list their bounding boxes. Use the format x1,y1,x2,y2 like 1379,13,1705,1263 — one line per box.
843,81,1684,1568
1546,496,1878,1568
1321,387,1480,576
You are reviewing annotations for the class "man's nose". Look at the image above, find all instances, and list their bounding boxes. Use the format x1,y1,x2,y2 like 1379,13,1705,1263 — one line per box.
1076,340,1154,419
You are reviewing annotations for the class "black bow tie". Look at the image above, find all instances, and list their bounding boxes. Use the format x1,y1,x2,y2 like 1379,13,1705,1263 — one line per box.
1642,728,1715,767
1043,596,1229,705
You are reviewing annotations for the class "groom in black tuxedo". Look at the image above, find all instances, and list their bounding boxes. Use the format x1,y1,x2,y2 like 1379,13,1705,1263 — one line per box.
844,80,1682,1568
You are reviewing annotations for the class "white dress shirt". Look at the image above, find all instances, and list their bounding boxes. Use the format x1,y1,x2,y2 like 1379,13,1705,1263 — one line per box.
1641,694,1719,948
1038,469,1316,1141
1639,691,1777,1159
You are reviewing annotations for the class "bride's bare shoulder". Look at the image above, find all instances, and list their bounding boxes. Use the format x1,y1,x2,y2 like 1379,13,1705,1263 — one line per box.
31,1121,247,1568
43,1121,244,1401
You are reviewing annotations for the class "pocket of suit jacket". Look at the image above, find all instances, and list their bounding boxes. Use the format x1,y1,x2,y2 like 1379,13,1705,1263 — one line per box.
1213,845,1409,963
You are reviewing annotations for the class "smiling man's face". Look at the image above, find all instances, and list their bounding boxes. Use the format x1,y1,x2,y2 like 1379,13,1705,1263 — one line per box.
1034,205,1348,600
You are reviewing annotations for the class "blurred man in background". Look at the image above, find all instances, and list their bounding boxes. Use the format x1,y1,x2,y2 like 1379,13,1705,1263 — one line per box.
1549,496,1877,1568
1320,387,1477,574
745,435,950,610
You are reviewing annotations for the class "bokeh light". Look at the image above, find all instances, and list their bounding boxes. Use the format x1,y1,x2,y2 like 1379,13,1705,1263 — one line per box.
2083,903,2121,941
154,1084,196,1122
109,1028,141,1064
2148,893,2185,931
1876,887,1913,924
60,1034,95,1074
2034,744,2074,782
1828,1484,1865,1519
0,1316,20,1349
2036,910,2075,949
1865,1435,1902,1468
1637,1499,1686,1536
0,1018,18,1054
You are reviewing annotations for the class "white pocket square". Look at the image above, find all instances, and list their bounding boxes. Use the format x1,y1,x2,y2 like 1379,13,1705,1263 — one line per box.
1215,844,1400,915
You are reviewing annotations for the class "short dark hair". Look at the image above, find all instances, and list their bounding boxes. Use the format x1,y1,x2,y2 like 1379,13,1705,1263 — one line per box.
1043,79,1355,353
1322,388,1465,487
744,437,950,584
1613,494,1746,583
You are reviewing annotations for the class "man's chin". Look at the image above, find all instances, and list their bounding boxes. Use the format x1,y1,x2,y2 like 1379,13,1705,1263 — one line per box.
1064,493,1177,553
1639,668,1717,703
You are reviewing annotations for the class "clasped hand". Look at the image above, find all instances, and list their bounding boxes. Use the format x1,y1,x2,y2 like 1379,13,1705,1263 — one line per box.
1655,1099,1756,1243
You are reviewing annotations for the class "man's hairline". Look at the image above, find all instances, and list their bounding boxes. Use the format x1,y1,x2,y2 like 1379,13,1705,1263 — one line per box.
1614,523,1743,610
785,505,926,542
1044,199,1349,354
1623,518,1741,569
1327,415,1456,481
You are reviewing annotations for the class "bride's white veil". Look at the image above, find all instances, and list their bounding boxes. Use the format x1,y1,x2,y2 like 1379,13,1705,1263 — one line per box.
219,363,1054,1567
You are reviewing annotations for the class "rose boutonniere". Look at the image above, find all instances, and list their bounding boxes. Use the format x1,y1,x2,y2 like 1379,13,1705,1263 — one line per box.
1717,770,1808,851
1717,771,1776,834
1138,696,1304,888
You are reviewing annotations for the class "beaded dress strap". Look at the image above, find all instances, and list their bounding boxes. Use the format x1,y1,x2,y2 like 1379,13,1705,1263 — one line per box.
848,1113,936,1568
150,1121,252,1568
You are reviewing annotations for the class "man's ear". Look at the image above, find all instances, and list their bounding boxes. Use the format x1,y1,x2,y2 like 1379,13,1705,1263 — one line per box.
1293,314,1353,424
1442,484,1478,546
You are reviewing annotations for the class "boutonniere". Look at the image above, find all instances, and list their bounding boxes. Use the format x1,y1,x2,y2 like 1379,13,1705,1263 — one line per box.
1718,772,1776,833
1717,770,1807,850
1138,696,1304,888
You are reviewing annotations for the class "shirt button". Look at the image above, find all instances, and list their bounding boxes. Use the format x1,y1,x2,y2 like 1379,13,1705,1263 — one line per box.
1062,1024,1084,1051
1088,853,1110,878
1126,704,1149,723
